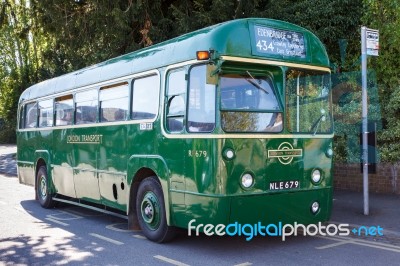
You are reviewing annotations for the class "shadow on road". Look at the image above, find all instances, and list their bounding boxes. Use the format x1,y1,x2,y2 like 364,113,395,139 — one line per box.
1,199,319,265
0,153,17,177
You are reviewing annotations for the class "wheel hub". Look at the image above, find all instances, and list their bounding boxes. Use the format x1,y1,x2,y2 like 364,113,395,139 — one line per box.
140,191,161,230
39,175,47,199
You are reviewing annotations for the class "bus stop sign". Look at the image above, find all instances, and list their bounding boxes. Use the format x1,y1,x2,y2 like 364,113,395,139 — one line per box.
366,29,379,56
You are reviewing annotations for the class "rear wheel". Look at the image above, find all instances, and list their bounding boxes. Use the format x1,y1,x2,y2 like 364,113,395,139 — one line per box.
136,176,176,243
36,166,55,208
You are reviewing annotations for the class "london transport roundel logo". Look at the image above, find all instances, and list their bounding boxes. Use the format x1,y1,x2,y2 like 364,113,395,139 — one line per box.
267,142,303,165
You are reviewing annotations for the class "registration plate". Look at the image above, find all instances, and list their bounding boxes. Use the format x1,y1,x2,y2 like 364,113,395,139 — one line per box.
269,180,300,190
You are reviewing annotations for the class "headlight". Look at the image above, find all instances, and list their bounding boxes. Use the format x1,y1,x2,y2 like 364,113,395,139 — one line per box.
311,201,320,214
311,169,321,184
241,173,254,188
326,147,333,158
223,148,235,160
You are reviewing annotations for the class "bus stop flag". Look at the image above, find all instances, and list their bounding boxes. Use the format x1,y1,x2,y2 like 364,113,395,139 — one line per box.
361,26,379,215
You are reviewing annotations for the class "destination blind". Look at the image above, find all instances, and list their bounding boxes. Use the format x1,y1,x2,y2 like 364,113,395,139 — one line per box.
252,25,306,59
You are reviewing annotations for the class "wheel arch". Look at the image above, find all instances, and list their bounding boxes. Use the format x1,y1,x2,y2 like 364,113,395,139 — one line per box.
127,155,171,229
34,150,52,196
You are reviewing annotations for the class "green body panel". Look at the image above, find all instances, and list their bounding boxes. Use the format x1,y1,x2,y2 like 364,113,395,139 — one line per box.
71,127,101,203
221,138,328,193
230,187,332,225
17,130,37,186
170,137,333,227
173,187,332,228
17,18,333,229
52,128,76,198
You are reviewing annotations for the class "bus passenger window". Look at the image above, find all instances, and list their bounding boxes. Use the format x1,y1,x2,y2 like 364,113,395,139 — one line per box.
55,95,74,126
99,83,129,122
166,69,186,132
24,102,38,128
187,65,216,132
19,106,25,129
38,99,53,127
75,89,98,124
132,75,159,120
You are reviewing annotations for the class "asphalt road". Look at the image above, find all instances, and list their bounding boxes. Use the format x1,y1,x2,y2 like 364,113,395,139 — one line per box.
0,145,17,176
1,174,400,266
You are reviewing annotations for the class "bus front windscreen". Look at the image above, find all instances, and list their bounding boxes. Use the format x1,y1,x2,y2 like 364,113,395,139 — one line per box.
220,73,283,132
286,69,332,134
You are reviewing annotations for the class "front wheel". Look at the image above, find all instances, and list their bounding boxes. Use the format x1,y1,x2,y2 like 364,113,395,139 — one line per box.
136,177,176,243
36,166,55,208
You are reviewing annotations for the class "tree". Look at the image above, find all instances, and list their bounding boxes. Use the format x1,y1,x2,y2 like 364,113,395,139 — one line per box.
31,0,175,74
0,0,37,143
363,0,400,191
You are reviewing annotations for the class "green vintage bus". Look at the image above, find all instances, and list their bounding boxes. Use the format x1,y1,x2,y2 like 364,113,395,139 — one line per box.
17,18,333,242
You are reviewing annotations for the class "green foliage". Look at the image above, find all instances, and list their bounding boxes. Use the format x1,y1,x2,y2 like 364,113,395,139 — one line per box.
363,0,400,163
0,72,20,143
379,88,400,162
33,1,136,73
0,0,36,143
332,71,382,163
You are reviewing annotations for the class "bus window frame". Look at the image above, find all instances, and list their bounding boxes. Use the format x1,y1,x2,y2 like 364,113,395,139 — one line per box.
187,63,216,133
18,105,24,129
74,87,99,125
285,68,333,135
219,66,284,133
165,67,187,133
23,101,38,129
219,67,283,112
38,98,54,128
131,74,160,121
55,94,74,126
99,82,129,123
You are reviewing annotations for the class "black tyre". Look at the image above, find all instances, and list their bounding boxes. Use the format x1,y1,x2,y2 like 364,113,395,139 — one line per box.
136,176,176,243
36,166,55,208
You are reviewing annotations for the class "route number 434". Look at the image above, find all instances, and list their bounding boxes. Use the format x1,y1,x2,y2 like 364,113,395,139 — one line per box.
256,40,274,51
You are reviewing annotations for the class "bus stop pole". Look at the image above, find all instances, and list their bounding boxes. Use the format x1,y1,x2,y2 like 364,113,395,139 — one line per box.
361,26,369,215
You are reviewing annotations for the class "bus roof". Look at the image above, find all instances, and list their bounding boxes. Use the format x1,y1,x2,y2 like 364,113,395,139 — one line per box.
20,18,329,103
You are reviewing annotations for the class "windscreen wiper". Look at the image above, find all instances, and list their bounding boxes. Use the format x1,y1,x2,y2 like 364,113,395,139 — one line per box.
311,110,327,135
245,71,269,94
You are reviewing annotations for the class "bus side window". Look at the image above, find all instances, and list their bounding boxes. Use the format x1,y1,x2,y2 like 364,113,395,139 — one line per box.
99,83,129,122
38,99,54,128
131,75,159,120
166,69,186,132
75,89,98,124
187,65,216,133
19,105,25,129
24,102,38,128
55,95,74,126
